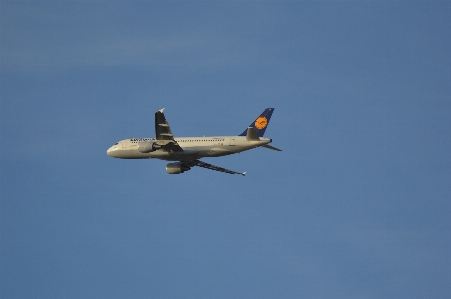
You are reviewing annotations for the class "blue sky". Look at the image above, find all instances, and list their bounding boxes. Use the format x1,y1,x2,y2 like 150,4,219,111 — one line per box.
1,1,450,298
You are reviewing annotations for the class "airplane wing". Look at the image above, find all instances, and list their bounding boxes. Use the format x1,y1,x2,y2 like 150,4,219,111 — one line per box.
155,108,183,152
194,160,246,176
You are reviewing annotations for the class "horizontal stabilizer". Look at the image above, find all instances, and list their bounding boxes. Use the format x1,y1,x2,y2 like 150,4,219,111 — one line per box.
261,144,282,151
246,127,260,141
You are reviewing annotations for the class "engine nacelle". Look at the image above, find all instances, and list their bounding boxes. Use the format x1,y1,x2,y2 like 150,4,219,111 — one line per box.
166,162,191,174
138,141,162,153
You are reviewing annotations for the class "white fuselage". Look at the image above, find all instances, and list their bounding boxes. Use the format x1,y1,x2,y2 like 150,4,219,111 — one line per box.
107,136,272,161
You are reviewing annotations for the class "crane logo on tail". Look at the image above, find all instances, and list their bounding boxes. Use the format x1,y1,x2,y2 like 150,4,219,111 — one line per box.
255,116,268,129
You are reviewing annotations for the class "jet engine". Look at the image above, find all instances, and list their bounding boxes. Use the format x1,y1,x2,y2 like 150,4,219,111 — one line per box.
138,141,162,153
166,162,191,174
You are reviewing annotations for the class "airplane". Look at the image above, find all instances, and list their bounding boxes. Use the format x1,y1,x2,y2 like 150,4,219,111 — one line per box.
106,108,281,176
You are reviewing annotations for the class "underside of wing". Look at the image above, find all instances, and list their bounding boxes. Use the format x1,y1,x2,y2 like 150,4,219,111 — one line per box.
194,160,246,176
155,108,183,152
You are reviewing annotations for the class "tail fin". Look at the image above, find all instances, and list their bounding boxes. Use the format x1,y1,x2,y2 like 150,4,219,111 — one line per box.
239,108,274,137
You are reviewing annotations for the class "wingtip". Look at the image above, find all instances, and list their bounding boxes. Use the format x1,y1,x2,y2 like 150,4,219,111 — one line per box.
158,108,165,113
242,172,246,176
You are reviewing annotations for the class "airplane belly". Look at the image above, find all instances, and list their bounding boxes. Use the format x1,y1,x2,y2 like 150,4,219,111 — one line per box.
202,147,234,157
150,148,198,161
109,148,146,159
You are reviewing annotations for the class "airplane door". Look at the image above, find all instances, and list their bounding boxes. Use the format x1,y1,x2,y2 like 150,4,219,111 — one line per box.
229,137,235,146
122,141,128,148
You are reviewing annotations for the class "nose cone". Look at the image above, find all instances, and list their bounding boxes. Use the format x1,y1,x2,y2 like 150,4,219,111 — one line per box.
107,146,116,157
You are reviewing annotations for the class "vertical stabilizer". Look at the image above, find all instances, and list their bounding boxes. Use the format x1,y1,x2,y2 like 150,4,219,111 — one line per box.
239,108,274,137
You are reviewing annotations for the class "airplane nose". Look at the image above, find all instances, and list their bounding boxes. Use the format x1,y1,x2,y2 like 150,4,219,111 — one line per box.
107,147,114,157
